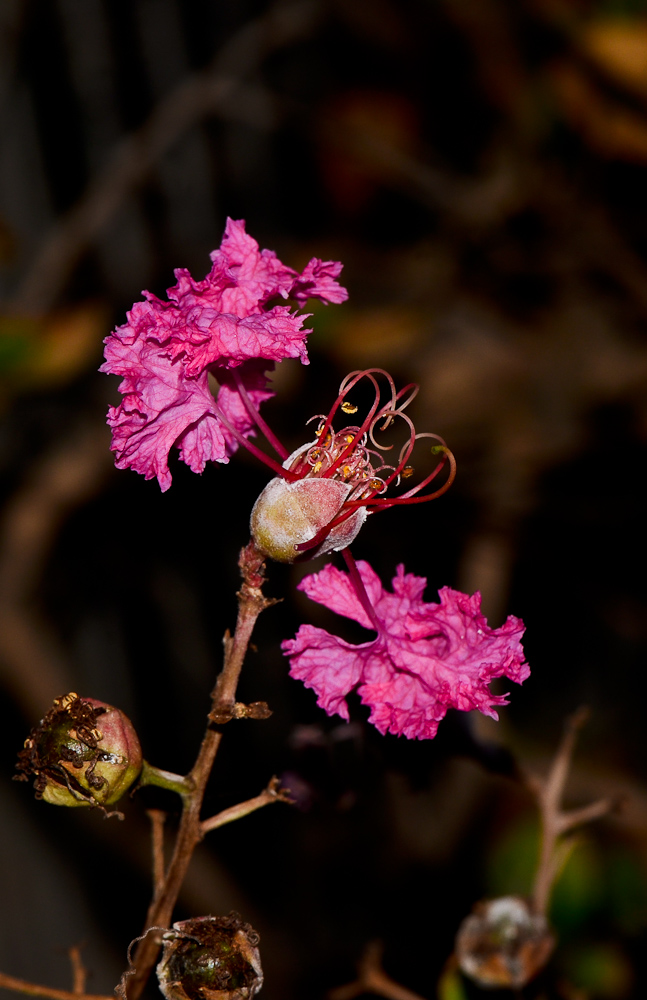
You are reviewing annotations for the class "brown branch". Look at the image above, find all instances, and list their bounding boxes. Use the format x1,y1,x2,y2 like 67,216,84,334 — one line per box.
329,942,426,1000
122,543,275,1000
201,776,293,836
146,810,167,898
0,971,110,1000
68,947,86,995
529,708,616,916
0,422,113,718
6,0,322,318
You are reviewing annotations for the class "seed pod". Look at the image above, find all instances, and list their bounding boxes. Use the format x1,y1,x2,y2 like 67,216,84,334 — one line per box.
156,914,263,1000
456,896,555,989
15,693,142,808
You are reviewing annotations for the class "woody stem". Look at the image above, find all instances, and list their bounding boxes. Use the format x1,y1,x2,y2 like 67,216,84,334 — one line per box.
122,542,275,1000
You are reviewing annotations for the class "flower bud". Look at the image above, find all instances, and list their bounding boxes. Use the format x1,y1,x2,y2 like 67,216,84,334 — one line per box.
250,474,366,563
156,914,263,1000
15,692,143,808
455,896,555,990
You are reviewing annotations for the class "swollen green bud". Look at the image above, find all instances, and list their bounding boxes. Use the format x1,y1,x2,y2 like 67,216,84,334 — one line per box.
15,692,142,809
156,914,263,1000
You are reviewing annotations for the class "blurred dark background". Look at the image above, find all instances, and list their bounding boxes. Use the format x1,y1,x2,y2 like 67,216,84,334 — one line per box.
1,1,647,998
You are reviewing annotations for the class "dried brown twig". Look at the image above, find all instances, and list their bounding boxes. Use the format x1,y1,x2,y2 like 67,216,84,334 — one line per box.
529,707,617,916
328,942,426,1000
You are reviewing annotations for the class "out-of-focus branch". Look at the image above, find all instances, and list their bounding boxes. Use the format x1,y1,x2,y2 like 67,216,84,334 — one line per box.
0,422,113,718
528,707,617,916
146,810,167,899
7,0,321,318
68,947,86,996
0,971,110,1000
329,942,426,1000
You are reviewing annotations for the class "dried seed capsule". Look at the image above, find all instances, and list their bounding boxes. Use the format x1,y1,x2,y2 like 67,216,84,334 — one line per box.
156,914,263,1000
456,896,555,989
15,693,142,808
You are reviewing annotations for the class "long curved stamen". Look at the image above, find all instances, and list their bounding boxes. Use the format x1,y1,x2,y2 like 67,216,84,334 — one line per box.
341,547,385,636
321,372,385,480
362,446,457,507
232,370,290,460
315,369,396,462
212,401,300,481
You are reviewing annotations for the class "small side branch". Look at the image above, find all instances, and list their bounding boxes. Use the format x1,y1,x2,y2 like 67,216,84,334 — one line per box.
68,947,86,995
529,707,617,916
146,809,167,896
201,776,293,836
0,971,111,1000
329,942,426,1000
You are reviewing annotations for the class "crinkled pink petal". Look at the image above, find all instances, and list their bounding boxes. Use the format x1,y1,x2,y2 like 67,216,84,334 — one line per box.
284,625,370,721
166,219,348,318
177,306,310,378
296,561,384,630
282,562,529,740
290,258,349,305
101,219,348,489
212,361,275,455
104,350,227,492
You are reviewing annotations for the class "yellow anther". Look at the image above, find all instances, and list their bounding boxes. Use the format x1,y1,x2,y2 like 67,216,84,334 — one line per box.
402,466,414,478
313,461,323,473
345,434,355,444
342,465,352,478
341,401,358,414
369,478,383,490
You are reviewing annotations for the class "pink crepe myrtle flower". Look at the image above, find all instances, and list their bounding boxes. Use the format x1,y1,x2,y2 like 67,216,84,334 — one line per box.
282,559,529,740
101,218,347,491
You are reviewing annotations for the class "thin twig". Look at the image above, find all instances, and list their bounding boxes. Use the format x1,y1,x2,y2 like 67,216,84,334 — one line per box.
201,776,292,835
329,942,426,1000
530,707,616,916
146,810,167,898
0,971,110,1000
68,947,86,995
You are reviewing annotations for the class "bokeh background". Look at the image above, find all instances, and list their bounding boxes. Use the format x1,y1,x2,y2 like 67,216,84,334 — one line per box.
1,1,647,998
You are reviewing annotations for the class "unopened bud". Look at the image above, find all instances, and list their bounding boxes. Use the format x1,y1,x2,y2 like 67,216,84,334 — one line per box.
456,896,555,989
250,475,366,563
156,914,263,1000
15,693,142,808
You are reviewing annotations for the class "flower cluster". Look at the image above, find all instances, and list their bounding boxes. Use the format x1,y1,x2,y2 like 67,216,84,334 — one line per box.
282,560,529,739
101,218,347,490
100,222,530,740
